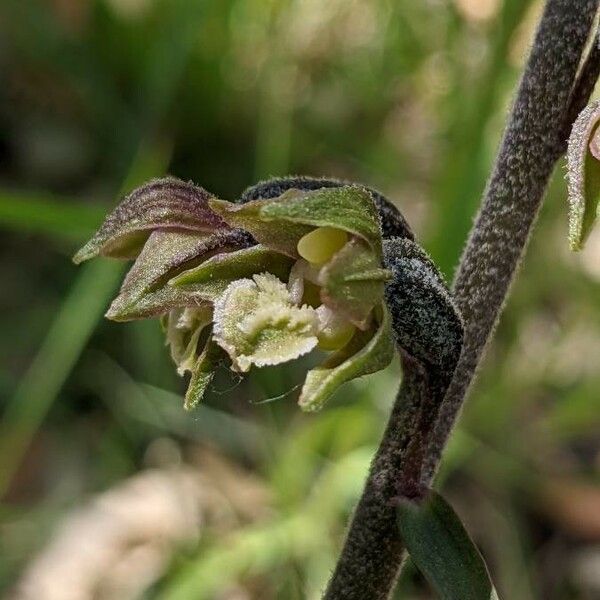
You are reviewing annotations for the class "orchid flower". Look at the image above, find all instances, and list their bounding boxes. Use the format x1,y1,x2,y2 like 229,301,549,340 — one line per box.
74,176,416,411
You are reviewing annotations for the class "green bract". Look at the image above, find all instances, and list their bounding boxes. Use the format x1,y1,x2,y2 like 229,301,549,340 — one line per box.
567,100,600,251
74,177,395,411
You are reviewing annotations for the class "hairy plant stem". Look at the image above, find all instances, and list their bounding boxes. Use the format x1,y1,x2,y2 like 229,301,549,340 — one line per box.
425,0,600,479
323,353,432,599
324,2,600,599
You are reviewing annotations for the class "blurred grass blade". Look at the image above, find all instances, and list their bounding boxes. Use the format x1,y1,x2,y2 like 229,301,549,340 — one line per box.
0,140,171,500
0,260,124,498
0,0,205,499
83,352,264,456
0,190,106,241
397,490,499,600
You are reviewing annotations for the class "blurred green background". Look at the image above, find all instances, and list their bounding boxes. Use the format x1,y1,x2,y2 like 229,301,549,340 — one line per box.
1,1,600,598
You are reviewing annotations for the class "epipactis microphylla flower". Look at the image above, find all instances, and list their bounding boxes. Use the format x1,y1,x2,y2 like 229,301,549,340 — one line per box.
74,176,398,411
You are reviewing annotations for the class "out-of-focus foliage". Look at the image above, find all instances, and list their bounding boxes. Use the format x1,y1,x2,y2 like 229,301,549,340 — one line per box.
1,1,600,599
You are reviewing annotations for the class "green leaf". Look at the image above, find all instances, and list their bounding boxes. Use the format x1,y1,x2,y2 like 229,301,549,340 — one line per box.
397,489,500,600
171,244,294,301
212,273,319,372
298,304,394,411
209,198,313,257
319,238,391,329
73,177,228,263
259,186,383,258
567,101,600,251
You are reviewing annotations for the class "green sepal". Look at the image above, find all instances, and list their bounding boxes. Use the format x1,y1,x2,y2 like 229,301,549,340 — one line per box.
209,199,312,257
73,177,227,263
298,303,394,412
184,338,223,410
567,101,600,251
105,231,219,321
397,489,500,600
210,185,384,259
319,238,391,330
170,245,294,301
259,185,383,259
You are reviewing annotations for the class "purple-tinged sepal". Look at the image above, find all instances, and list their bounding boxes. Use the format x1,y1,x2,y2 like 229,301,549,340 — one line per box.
73,177,229,264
